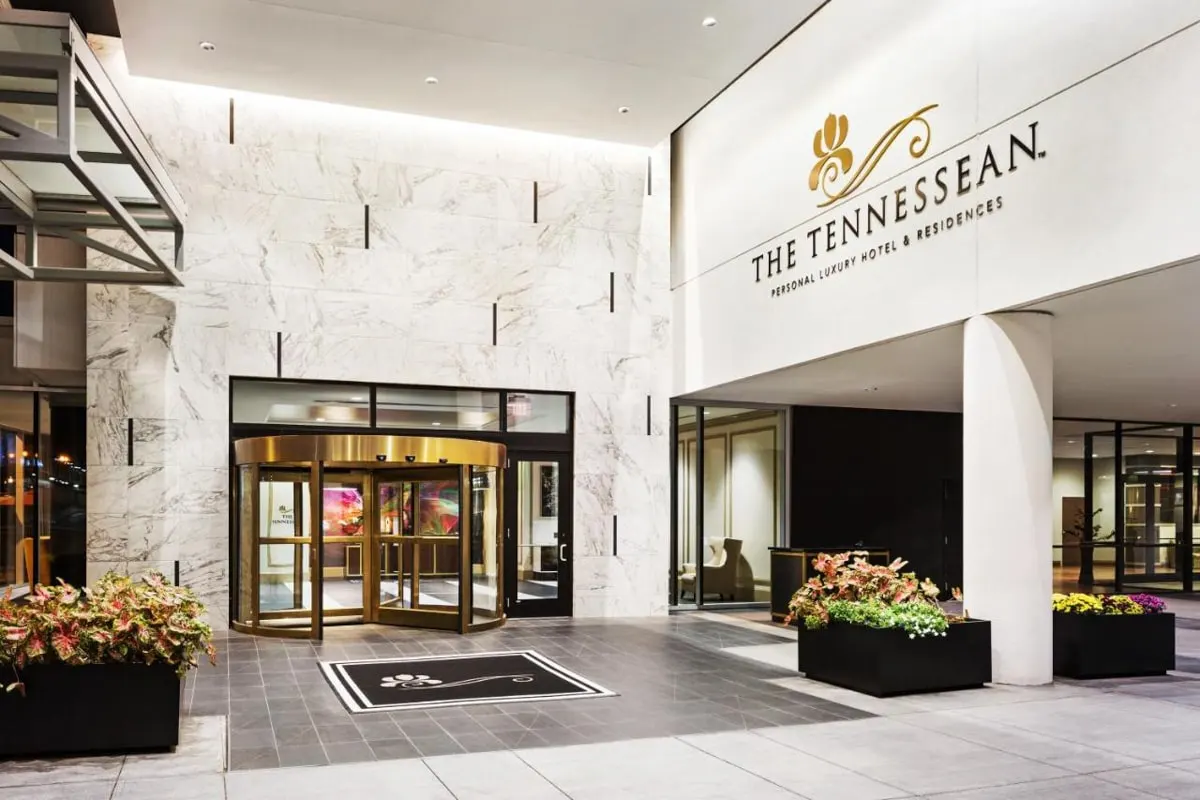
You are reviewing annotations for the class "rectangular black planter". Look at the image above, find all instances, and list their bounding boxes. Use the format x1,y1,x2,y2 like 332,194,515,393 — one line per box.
797,619,992,697
0,662,181,757
1053,612,1175,679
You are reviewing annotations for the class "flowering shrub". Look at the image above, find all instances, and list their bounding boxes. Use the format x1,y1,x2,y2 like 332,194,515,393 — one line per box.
1052,592,1163,615
1129,594,1167,614
786,551,951,637
0,572,217,694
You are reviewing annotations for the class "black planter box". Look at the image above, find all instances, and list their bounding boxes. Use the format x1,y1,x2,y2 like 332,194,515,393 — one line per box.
797,619,992,697
0,662,181,757
1053,612,1176,679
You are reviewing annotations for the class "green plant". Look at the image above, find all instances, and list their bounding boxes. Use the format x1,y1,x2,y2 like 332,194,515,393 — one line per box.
826,598,949,638
785,551,944,630
0,572,217,694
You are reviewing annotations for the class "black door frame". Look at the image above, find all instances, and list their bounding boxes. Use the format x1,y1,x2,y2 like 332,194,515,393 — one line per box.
504,450,574,618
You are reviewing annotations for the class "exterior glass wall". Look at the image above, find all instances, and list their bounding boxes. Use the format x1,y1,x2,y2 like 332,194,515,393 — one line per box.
1055,418,1198,594
0,389,84,596
671,405,785,607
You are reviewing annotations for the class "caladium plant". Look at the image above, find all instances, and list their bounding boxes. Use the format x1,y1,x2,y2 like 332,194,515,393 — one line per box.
0,571,217,695
785,550,948,632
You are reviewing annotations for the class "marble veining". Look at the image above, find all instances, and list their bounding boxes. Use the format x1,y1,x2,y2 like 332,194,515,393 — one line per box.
85,38,671,620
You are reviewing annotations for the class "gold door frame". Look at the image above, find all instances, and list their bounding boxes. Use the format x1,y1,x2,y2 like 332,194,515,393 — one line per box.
233,434,507,639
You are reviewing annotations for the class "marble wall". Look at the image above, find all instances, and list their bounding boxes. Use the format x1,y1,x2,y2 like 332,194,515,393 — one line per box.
84,39,671,624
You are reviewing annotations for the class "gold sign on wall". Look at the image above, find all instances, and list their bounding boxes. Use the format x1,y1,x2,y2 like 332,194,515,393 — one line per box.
809,104,938,207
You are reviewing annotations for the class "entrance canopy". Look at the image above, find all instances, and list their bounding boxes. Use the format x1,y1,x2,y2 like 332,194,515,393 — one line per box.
0,10,185,286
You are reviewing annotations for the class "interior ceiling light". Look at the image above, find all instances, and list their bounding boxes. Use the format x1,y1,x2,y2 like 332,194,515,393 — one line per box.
425,76,439,85
350,396,364,402
618,106,631,114
702,16,718,27
1146,449,1155,454
199,41,216,51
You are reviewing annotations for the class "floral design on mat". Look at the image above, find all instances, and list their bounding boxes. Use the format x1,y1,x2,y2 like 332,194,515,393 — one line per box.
379,672,534,690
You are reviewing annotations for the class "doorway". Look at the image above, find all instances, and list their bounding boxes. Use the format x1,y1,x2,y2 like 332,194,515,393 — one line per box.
233,434,506,638
505,453,572,617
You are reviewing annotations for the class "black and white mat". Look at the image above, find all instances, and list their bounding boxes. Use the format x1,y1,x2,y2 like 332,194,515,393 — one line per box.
319,651,616,713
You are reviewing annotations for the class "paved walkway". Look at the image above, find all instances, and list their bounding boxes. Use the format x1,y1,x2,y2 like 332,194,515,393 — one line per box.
7,605,1200,799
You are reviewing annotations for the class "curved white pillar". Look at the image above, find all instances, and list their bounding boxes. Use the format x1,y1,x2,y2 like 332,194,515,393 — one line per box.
962,312,1053,685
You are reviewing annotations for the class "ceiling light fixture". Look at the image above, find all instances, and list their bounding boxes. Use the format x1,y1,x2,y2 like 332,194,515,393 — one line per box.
1067,440,1076,444
315,417,326,422
701,16,718,28
425,76,439,85
618,106,631,114
1146,449,1155,454
199,41,216,51
432,422,442,427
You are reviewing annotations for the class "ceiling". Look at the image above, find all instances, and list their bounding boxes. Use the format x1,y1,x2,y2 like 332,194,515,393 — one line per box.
109,0,824,145
689,260,1200,438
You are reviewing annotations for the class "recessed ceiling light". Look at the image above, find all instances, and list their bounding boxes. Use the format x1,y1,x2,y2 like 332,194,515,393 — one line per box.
199,41,216,51
701,16,718,28
1067,440,1076,444
425,76,439,85
315,417,326,422
432,421,442,427
618,106,631,114
1170,403,1179,408
1146,449,1156,454
350,396,364,402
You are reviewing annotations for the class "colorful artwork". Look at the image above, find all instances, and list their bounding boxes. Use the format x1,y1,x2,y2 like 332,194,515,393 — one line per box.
323,487,363,537
378,483,414,535
419,481,460,536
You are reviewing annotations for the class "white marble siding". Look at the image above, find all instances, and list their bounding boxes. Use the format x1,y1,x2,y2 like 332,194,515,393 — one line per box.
84,39,671,623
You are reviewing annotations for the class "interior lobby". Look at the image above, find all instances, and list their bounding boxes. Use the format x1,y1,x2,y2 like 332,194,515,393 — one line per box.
5,1,1200,798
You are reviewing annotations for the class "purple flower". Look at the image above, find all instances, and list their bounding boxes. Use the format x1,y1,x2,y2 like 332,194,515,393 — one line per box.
1129,593,1166,614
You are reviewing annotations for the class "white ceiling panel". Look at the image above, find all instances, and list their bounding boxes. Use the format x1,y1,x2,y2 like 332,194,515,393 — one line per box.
113,0,824,145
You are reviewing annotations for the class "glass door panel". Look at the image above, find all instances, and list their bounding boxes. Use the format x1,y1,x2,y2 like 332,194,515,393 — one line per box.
506,454,572,617
371,469,462,629
320,473,366,621
471,466,501,624
256,469,315,633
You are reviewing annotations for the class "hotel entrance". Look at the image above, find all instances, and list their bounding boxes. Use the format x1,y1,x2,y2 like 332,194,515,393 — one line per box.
232,434,506,638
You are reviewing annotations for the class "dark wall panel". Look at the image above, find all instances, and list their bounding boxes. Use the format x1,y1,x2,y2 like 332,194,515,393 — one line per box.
790,406,963,592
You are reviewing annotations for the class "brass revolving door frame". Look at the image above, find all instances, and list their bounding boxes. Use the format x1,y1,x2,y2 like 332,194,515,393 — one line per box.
233,434,506,639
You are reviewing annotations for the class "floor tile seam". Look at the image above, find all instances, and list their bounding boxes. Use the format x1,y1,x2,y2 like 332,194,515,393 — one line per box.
508,748,575,799
1085,768,1178,800
419,758,461,799
741,725,912,797
916,773,1149,799
888,707,1148,772
673,734,817,799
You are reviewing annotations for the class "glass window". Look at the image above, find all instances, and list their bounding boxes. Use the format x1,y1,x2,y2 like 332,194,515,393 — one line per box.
1121,424,1185,592
674,406,698,604
1053,420,1117,593
375,387,500,431
471,467,501,624
506,392,569,433
232,380,370,427
675,406,784,606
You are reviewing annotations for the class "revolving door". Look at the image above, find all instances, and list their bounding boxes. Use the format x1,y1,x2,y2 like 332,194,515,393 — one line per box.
232,435,505,638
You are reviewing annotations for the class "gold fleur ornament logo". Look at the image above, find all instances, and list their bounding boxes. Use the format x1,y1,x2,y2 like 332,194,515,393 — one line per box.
809,104,939,207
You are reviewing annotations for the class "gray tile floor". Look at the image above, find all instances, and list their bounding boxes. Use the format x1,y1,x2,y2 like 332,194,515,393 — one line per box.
187,616,870,770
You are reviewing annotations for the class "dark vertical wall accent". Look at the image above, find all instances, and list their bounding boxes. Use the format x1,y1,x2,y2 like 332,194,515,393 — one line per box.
612,515,619,556
275,331,283,378
609,273,615,313
228,98,235,145
126,417,134,466
491,303,498,346
646,156,653,196
646,395,652,435
790,406,963,591
532,181,539,223
363,205,370,249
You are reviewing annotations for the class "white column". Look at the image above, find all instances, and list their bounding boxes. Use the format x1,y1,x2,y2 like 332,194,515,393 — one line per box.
962,312,1053,685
